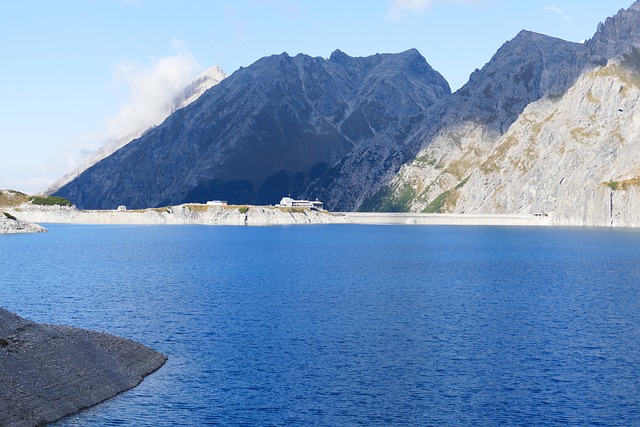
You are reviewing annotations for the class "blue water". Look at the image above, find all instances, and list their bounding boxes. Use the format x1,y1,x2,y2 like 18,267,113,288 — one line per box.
1,224,640,426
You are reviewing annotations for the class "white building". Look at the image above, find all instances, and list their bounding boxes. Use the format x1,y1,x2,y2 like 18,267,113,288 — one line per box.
278,197,323,210
206,200,228,206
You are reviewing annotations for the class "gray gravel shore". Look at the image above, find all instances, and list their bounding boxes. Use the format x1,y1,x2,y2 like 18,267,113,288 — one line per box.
0,308,166,426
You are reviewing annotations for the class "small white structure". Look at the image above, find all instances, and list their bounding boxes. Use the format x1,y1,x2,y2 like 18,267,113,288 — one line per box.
117,205,127,211
278,197,323,210
207,200,228,206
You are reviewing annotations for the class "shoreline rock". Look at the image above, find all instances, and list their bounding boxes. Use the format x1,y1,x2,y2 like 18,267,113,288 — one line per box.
7,203,350,226
10,201,639,227
0,308,166,427
2,203,583,227
0,213,47,234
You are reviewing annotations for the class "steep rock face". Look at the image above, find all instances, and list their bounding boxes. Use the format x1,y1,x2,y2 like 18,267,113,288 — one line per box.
53,2,640,218
586,1,640,65
446,30,586,133
379,1,640,224
54,50,450,210
356,31,585,212
47,66,227,196
452,56,640,226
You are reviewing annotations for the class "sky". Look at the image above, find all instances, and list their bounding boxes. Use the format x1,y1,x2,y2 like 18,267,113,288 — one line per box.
0,0,634,194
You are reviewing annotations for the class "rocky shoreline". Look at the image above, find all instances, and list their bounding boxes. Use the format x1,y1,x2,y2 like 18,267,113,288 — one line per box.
7,203,351,226
0,308,166,427
8,201,635,227
5,203,566,227
0,213,47,234
2,202,581,227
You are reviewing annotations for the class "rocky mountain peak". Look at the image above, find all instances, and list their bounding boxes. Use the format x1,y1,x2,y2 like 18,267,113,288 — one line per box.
587,1,640,64
46,65,226,196
445,29,583,134
54,50,451,209
368,0,640,222
170,65,226,112
512,29,546,41
329,49,349,62
52,3,640,217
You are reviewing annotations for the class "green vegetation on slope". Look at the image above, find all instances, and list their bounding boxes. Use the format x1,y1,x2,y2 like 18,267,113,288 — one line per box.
422,190,452,213
603,178,640,191
3,212,17,221
358,183,416,212
278,207,306,213
421,176,470,214
29,196,73,206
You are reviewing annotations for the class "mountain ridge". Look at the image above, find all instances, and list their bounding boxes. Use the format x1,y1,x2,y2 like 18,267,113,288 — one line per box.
53,1,640,226
357,0,640,221
320,29,587,211
46,65,227,196
54,49,450,210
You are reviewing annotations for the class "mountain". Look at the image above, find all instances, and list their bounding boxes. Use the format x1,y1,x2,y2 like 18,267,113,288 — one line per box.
54,1,640,226
361,1,640,225
327,30,586,211
169,66,227,113
54,50,450,209
46,66,226,196
586,1,640,64
451,53,640,226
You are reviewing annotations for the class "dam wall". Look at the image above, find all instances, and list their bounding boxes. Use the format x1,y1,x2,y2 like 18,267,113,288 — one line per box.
339,212,553,226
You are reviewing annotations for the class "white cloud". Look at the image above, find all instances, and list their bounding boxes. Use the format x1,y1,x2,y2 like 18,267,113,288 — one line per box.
106,39,201,139
544,6,573,22
21,41,203,195
387,0,487,22
61,39,201,171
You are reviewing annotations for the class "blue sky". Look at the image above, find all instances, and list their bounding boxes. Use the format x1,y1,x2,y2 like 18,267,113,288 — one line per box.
0,0,633,194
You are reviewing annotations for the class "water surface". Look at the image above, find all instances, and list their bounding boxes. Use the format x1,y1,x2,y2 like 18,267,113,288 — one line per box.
1,224,639,426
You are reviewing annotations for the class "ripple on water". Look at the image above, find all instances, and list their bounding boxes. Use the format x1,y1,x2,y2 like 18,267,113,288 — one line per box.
1,225,640,426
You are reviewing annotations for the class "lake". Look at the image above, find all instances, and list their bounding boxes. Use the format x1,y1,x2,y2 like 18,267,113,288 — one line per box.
1,224,640,426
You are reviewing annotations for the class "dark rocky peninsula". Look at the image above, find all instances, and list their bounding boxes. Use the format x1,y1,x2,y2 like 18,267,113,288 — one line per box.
0,308,166,426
